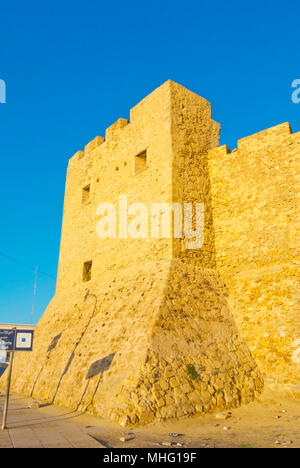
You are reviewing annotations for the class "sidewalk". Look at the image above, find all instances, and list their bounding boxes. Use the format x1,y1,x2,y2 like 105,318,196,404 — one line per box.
0,393,105,448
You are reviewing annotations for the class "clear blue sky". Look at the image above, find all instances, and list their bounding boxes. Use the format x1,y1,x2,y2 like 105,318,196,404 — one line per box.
0,0,299,325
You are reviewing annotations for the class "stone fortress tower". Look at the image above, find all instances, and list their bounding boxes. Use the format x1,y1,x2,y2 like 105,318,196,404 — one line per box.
1,81,299,426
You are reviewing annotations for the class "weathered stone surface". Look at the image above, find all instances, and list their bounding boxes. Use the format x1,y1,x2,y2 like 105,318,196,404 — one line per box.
1,80,298,425
208,122,300,394
0,260,262,426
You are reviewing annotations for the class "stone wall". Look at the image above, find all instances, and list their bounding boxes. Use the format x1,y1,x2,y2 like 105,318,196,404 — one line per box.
1,81,298,425
208,123,300,395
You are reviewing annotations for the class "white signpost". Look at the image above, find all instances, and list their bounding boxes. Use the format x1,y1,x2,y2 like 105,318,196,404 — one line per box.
0,324,35,430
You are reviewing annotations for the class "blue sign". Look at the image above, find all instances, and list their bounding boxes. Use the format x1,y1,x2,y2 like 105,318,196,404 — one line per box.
0,329,34,352
15,330,34,351
0,329,15,351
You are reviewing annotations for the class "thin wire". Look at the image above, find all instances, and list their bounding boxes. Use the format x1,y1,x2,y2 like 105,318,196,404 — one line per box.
0,251,56,280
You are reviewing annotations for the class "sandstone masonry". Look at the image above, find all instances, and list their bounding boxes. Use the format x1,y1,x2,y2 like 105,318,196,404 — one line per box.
1,81,299,426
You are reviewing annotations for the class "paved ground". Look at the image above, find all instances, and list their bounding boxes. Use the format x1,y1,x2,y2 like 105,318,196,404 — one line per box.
0,393,105,448
0,390,299,448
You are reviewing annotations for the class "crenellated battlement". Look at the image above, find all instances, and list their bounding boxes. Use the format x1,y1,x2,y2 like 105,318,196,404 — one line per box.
237,122,292,151
105,117,129,140
73,107,298,174
208,144,231,158
84,135,105,152
208,122,299,160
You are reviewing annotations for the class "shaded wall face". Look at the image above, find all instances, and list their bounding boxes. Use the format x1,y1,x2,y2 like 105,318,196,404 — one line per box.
56,84,175,292
169,82,220,267
208,124,300,391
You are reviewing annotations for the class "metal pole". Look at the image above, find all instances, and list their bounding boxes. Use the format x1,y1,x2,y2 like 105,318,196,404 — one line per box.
1,350,14,430
30,266,38,325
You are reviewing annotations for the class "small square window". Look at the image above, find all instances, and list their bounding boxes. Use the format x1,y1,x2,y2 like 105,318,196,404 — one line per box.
82,184,90,204
83,261,92,282
134,150,147,174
